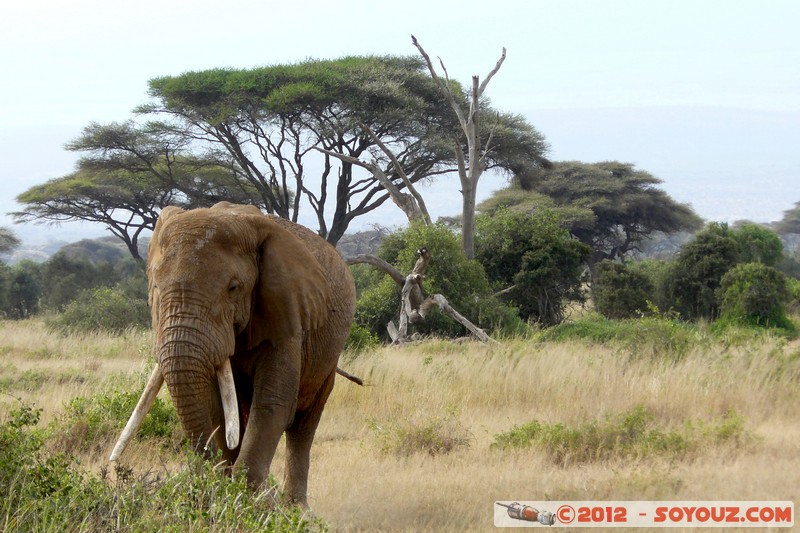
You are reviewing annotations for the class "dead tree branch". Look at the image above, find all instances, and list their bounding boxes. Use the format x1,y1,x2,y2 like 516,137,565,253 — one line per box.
346,254,405,286
382,247,492,344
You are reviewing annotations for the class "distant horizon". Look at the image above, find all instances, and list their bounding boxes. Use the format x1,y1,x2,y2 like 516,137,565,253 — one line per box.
4,1,798,246
9,102,797,247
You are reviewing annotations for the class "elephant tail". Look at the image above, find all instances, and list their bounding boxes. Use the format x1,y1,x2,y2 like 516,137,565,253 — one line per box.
336,367,363,386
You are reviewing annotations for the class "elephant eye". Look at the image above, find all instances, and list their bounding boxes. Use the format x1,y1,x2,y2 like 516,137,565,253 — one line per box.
228,280,240,293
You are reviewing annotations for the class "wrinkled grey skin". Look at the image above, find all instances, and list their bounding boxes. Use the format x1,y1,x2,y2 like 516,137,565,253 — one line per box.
148,202,356,505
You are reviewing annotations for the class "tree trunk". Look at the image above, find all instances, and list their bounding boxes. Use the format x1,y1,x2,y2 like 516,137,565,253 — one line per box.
412,35,506,259
461,181,478,259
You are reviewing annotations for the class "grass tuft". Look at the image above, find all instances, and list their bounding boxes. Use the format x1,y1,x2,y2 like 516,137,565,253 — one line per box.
491,405,749,466
369,407,471,457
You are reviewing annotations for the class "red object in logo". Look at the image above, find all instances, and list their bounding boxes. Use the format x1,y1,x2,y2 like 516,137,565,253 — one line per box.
557,504,576,524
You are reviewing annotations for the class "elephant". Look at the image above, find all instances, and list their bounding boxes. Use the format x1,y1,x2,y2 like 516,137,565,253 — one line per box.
109,202,356,506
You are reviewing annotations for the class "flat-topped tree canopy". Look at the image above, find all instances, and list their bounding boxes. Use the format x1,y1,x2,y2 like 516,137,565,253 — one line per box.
141,55,549,244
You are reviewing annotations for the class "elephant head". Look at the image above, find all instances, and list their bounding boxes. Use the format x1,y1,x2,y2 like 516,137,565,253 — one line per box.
110,202,356,505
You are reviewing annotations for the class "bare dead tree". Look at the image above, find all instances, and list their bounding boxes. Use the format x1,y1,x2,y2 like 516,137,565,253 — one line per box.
411,35,506,259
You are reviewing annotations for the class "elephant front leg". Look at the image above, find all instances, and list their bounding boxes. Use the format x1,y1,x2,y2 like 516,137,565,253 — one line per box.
233,347,300,490
284,369,336,506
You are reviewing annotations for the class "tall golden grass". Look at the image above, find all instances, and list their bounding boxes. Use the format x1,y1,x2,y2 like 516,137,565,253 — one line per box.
1,318,798,532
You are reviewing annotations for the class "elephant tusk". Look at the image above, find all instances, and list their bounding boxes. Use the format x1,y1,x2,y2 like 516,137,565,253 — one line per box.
109,365,164,461
217,358,240,450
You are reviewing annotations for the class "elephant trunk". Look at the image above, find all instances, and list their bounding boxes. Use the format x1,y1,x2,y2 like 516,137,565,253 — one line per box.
110,317,240,461
159,335,240,453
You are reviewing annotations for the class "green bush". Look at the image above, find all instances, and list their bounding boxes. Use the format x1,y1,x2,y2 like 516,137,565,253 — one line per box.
345,322,381,354
0,402,322,531
0,404,92,523
628,259,674,313
48,286,150,335
1,260,42,319
664,222,740,321
540,312,696,360
355,222,520,339
732,223,783,267
716,263,793,330
475,208,590,326
593,261,653,319
491,405,746,465
788,277,800,313
46,383,179,457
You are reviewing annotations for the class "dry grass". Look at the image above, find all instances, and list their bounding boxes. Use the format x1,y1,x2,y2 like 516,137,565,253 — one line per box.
1,318,798,532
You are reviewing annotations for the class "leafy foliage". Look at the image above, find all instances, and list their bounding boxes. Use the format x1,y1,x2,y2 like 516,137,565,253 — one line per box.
0,227,21,256
39,250,138,312
540,312,696,360
355,223,521,339
491,405,746,465
592,260,653,319
48,286,150,335
475,209,590,326
0,403,321,531
145,56,549,243
14,122,253,263
732,222,784,267
664,223,741,320
344,323,381,354
664,222,787,322
0,260,42,319
516,161,703,272
716,263,792,330
775,200,800,235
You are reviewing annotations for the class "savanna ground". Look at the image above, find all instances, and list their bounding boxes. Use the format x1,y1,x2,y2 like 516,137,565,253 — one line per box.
0,317,798,531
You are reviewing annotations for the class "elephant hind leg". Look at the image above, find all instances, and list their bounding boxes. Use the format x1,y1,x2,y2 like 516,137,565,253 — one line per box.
284,370,336,506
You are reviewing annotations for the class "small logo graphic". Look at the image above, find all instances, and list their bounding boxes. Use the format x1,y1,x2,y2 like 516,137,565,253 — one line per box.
496,502,556,526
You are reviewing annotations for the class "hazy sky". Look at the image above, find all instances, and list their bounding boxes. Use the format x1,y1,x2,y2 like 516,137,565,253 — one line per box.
1,0,798,240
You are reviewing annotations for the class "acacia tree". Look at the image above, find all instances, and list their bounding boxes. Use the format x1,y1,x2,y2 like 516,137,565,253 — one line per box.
776,201,800,234
0,227,20,256
512,161,703,276
142,55,549,244
14,122,255,264
16,55,549,266
141,57,456,243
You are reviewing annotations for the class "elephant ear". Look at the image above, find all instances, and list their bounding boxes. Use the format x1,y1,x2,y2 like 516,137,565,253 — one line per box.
247,217,331,347
147,206,185,326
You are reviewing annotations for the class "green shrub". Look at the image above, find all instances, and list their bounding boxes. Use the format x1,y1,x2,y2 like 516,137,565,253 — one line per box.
628,259,675,313
48,286,150,335
664,222,740,321
50,386,179,454
355,222,519,339
732,223,783,267
0,402,322,531
345,322,381,354
593,261,653,319
716,263,793,330
491,405,746,465
369,408,471,457
540,313,696,360
2,260,42,319
476,209,591,326
788,277,800,313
